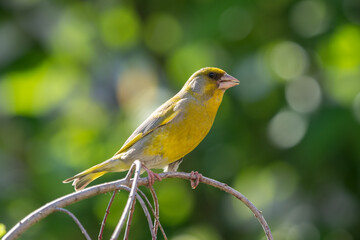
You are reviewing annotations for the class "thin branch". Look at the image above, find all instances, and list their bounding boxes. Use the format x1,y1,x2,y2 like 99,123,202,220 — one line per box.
136,189,156,217
137,189,167,240
111,160,141,240
199,175,272,240
95,184,157,239
55,207,91,240
149,186,160,235
157,217,167,240
98,191,117,240
118,186,156,240
123,197,137,240
3,171,273,240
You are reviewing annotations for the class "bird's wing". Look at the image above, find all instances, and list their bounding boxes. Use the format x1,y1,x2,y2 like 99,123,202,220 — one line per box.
114,98,181,155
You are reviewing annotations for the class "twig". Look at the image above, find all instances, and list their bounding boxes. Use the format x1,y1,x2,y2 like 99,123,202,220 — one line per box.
149,186,160,235
111,160,141,240
3,171,273,240
137,189,167,240
157,217,167,240
199,175,272,240
55,207,91,240
98,191,117,240
135,189,156,216
118,185,155,240
149,186,167,240
123,197,137,240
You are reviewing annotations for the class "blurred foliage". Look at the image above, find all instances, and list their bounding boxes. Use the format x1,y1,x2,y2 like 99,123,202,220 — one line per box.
0,0,359,239
0,223,5,238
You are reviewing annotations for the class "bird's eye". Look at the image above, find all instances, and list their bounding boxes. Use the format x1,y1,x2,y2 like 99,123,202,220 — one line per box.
208,72,216,79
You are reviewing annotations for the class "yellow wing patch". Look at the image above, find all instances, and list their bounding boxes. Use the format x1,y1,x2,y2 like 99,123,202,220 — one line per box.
159,110,179,125
115,110,180,155
117,132,143,154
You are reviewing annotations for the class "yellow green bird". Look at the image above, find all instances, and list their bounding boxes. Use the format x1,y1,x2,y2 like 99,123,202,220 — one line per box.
63,67,239,191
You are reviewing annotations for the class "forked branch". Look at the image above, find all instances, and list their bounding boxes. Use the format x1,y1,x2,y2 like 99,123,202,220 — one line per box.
3,168,273,240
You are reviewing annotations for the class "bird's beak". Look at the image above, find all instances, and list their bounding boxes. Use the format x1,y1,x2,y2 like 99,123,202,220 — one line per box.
218,73,240,90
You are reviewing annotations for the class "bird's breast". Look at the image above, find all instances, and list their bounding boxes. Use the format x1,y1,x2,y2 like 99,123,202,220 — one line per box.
143,100,216,165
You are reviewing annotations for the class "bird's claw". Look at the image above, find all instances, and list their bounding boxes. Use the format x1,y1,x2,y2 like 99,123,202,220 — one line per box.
142,163,162,187
148,171,162,186
190,171,202,189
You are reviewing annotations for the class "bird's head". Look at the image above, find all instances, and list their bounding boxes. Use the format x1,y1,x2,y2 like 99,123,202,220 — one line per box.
183,67,239,99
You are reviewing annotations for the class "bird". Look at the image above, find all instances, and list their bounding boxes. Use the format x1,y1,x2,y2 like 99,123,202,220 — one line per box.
63,67,239,191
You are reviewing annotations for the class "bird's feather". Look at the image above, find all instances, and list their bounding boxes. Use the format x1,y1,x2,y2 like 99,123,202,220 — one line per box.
114,98,180,155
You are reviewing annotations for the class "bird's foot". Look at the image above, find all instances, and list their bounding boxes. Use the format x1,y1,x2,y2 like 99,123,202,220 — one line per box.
141,163,162,187
190,171,202,189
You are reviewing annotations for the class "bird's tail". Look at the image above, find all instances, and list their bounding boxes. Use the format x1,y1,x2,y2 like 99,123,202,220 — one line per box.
63,157,128,191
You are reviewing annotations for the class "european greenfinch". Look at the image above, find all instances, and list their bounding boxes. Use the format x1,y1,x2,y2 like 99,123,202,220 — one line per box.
63,67,239,191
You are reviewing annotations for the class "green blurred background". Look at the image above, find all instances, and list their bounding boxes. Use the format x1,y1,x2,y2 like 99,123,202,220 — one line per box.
1,0,360,239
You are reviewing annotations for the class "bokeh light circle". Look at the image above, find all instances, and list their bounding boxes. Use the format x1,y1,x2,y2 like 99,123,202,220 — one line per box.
269,41,309,80
290,0,329,37
144,13,182,55
233,53,273,102
156,180,195,226
117,66,159,127
224,163,298,226
51,9,95,63
287,223,320,240
285,76,322,113
268,110,308,148
219,7,253,41
323,68,360,105
166,43,219,87
100,7,141,50
318,24,360,69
